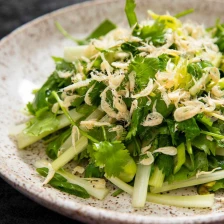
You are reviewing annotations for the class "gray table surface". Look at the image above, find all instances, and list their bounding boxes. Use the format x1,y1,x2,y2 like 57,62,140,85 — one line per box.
0,0,89,223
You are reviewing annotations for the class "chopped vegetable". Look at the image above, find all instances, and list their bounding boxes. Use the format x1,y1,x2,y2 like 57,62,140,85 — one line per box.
11,0,224,209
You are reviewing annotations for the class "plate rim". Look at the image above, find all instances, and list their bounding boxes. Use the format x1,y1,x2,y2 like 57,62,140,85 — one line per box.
1,0,224,223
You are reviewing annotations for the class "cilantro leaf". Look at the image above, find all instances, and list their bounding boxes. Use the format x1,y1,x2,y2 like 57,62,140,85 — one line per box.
129,56,160,89
194,151,208,172
24,112,59,136
46,128,71,159
177,118,200,140
126,106,141,140
126,97,149,140
88,81,106,106
187,61,213,80
125,0,138,27
121,42,141,56
156,154,174,177
84,163,104,178
27,59,75,115
133,20,166,45
149,93,175,117
192,135,217,156
158,134,172,148
93,141,131,177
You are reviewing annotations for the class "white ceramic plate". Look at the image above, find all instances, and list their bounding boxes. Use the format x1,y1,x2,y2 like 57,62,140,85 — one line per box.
1,0,224,223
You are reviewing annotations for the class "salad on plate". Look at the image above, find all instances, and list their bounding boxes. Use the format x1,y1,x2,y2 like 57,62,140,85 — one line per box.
11,0,224,208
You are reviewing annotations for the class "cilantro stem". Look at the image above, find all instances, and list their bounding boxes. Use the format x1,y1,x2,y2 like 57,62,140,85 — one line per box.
55,22,84,45
174,8,194,19
52,91,99,143
52,91,76,126
111,188,123,197
200,130,224,140
102,126,107,141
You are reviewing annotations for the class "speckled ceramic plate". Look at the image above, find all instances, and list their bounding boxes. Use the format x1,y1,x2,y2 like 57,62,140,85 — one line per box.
1,0,224,223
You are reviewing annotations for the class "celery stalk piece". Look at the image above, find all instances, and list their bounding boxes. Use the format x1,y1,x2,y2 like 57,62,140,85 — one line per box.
174,143,186,174
8,123,26,136
15,108,84,149
132,164,151,207
146,193,214,208
58,170,109,200
107,176,214,208
150,170,224,193
106,176,133,195
35,160,109,200
64,46,88,62
148,166,165,188
51,136,88,171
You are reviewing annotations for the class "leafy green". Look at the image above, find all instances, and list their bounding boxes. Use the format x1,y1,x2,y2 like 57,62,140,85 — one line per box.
27,59,75,115
46,128,71,159
166,119,178,145
156,154,174,177
121,42,141,56
174,8,194,19
70,96,84,107
87,126,117,143
177,118,200,140
53,57,76,72
158,134,171,148
129,56,161,89
86,19,116,40
126,97,150,140
209,179,224,192
36,167,90,198
126,137,141,156
87,81,106,106
56,20,116,45
126,107,141,140
192,134,217,155
149,93,175,117
85,163,104,178
125,0,138,27
167,166,192,183
193,151,208,172
187,61,213,80
196,113,213,127
133,20,166,45
93,141,131,177
212,19,224,53
24,112,59,136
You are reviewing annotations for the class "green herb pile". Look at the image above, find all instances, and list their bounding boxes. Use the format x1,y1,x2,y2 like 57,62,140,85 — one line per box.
12,0,224,208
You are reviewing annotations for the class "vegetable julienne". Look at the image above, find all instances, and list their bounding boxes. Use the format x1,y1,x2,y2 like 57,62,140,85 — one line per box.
11,0,224,208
